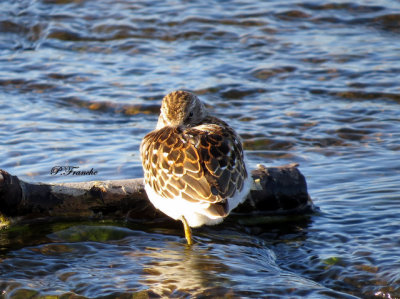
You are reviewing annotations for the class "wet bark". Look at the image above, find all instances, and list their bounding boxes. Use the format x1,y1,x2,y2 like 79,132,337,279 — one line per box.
0,164,316,225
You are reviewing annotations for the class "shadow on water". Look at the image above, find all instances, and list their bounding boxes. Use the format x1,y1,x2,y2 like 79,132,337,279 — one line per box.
0,222,357,298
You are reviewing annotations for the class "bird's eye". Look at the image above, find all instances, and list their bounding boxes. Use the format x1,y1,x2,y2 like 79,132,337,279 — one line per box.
188,112,193,118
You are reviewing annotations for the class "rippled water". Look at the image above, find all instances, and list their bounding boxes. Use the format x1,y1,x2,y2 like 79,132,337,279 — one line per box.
1,0,400,297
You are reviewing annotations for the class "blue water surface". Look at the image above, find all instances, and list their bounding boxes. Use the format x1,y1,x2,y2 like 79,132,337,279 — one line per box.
1,0,400,297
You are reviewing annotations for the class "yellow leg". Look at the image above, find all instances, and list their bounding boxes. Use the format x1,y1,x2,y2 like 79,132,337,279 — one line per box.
181,216,193,245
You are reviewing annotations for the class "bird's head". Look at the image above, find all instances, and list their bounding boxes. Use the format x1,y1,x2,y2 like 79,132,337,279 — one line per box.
156,90,207,129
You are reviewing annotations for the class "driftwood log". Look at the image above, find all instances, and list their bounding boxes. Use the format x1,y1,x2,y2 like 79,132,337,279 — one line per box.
0,164,316,227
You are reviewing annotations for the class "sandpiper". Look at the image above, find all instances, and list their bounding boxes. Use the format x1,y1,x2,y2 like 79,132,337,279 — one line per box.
140,90,251,245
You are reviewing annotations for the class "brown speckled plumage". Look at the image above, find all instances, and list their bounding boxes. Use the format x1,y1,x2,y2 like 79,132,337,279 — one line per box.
140,91,249,229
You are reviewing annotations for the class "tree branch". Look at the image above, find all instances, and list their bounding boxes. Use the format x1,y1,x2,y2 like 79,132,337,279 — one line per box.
0,164,316,226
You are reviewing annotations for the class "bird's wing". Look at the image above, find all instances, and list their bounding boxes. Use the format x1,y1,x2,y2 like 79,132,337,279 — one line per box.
140,125,247,217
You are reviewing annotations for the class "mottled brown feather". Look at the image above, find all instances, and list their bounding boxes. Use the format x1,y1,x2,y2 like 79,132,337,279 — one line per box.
140,116,247,211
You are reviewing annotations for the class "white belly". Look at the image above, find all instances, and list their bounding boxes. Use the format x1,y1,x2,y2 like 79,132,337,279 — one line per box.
144,174,251,228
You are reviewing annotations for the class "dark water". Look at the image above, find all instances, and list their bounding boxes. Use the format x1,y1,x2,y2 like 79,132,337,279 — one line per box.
1,0,400,297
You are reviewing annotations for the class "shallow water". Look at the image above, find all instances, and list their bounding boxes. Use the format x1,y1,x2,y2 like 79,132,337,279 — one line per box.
1,0,400,297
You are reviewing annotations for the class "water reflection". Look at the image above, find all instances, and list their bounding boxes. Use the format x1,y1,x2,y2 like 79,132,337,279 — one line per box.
139,244,227,296
0,225,358,298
